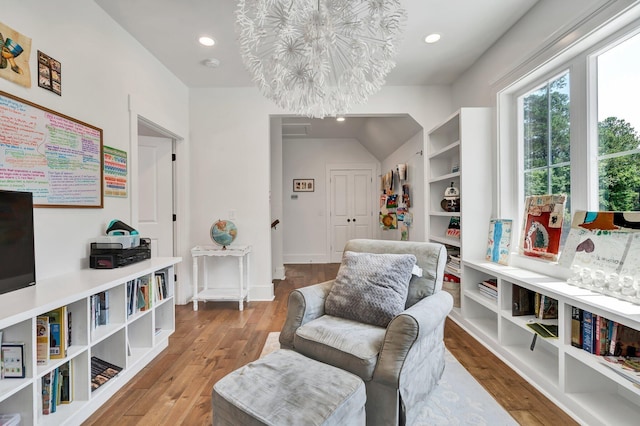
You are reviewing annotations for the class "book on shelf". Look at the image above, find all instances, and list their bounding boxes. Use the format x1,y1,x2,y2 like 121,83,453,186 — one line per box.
512,285,535,316
481,278,497,290
477,281,497,300
445,263,461,275
98,291,109,325
58,361,73,404
600,356,640,386
571,306,583,348
535,294,558,320
155,271,168,301
612,323,640,357
91,356,123,392
582,311,595,354
42,371,52,414
91,291,110,329
36,316,50,365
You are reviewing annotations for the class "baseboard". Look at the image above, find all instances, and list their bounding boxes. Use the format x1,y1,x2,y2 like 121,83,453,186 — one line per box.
283,253,329,264
273,266,286,280
249,283,274,301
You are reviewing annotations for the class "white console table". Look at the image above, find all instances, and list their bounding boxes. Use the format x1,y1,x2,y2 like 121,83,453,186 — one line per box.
191,245,251,311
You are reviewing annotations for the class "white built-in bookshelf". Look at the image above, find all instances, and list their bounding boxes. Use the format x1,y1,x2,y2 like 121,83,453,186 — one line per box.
427,107,492,265
453,258,640,425
0,257,181,425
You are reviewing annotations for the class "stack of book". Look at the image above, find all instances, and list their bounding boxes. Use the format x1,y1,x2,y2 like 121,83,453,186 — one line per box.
37,306,72,366
127,276,152,317
445,254,461,275
572,306,640,385
154,271,169,302
477,278,497,300
41,361,73,415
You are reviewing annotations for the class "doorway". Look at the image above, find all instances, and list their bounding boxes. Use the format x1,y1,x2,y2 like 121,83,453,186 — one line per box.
327,165,375,262
137,118,176,258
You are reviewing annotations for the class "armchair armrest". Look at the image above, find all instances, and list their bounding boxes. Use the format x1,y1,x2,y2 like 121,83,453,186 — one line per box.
374,290,453,387
279,280,335,349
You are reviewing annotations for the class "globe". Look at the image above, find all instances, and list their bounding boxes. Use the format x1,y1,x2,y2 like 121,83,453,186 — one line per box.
210,219,237,248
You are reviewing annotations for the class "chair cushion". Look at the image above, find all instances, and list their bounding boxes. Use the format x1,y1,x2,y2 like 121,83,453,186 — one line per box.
344,239,448,308
325,251,416,327
294,315,386,381
212,349,366,425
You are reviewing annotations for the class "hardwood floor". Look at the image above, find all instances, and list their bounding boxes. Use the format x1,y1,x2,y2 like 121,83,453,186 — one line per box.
85,264,578,425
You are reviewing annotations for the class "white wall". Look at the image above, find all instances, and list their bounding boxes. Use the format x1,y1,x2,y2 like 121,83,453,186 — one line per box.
0,1,189,291
189,86,451,301
380,131,425,241
282,138,378,263
452,0,612,107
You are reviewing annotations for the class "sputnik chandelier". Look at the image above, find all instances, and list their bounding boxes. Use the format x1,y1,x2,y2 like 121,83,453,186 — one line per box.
236,0,407,118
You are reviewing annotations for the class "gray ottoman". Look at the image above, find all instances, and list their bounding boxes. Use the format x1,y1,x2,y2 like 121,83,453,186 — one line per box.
212,349,366,425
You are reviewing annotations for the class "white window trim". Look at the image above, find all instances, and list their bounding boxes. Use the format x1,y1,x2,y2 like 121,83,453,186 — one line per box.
493,2,640,275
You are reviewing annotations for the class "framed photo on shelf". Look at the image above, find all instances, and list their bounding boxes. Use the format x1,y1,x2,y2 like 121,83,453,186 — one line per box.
293,179,314,192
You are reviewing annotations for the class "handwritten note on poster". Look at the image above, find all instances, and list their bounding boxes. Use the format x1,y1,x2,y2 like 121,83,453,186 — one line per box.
0,91,103,207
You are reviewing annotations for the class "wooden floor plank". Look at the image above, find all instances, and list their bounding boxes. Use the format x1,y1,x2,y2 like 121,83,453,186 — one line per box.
85,263,578,425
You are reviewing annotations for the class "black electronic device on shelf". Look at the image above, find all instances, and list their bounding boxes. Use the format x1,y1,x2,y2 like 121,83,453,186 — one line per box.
90,238,151,269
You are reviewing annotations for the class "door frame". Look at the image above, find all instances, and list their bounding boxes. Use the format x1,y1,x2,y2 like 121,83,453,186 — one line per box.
129,104,185,302
325,163,378,261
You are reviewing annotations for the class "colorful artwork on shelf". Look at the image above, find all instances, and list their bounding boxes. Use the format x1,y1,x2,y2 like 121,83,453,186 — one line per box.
518,194,566,261
558,211,640,268
486,219,512,265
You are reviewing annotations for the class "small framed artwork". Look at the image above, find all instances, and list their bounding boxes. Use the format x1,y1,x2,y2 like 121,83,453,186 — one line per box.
293,179,314,192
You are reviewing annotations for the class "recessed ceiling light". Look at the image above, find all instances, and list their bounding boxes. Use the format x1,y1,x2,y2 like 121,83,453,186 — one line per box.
424,33,441,44
336,116,345,122
202,58,221,68
199,36,215,47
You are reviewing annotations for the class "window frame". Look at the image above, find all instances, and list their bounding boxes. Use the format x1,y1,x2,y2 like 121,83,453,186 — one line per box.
495,12,640,272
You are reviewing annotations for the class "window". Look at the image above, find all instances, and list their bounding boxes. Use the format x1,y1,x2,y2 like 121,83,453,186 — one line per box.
597,32,640,211
521,71,571,201
519,71,571,240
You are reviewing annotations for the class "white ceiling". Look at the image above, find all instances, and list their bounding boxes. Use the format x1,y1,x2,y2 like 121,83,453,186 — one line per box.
95,0,539,159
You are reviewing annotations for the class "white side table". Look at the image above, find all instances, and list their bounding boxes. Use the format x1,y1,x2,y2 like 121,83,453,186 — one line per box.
191,245,252,311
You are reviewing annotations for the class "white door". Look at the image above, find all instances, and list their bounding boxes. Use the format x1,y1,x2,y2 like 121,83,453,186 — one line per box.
138,135,174,257
329,168,373,262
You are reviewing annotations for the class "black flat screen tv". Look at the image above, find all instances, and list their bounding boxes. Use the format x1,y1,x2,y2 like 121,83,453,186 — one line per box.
0,189,36,295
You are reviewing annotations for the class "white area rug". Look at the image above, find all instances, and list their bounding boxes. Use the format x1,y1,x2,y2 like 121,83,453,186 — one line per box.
260,332,517,426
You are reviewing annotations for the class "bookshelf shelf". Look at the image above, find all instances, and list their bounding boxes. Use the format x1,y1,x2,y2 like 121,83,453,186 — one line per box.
427,108,492,312
456,258,640,424
463,289,498,312
0,257,180,425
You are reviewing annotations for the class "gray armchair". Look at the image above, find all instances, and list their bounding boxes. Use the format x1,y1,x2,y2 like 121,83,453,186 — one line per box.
280,239,453,426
